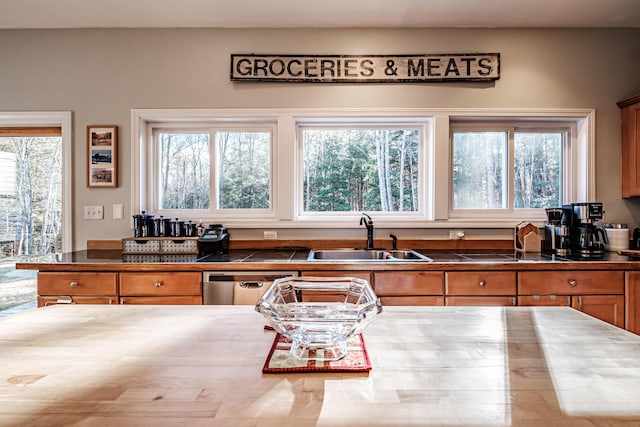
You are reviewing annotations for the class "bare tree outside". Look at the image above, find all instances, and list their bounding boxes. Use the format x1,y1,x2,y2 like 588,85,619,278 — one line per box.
159,132,210,210
302,128,420,212
216,131,270,209
453,130,562,209
0,135,62,314
156,125,562,217
158,130,271,211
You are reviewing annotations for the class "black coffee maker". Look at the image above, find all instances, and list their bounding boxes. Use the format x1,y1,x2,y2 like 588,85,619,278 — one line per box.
198,224,230,257
544,207,573,257
563,202,608,259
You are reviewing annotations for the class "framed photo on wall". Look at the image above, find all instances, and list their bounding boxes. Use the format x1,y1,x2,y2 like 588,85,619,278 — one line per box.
87,125,117,188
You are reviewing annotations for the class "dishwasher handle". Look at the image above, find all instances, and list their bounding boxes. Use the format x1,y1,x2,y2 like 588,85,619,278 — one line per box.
239,281,263,289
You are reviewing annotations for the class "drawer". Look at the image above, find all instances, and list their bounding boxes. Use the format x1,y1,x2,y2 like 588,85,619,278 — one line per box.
122,239,161,253
380,296,444,306
518,271,624,295
445,271,516,296
160,239,198,253
445,296,517,306
300,271,372,282
120,296,202,305
38,272,118,296
374,271,443,296
119,272,201,296
38,295,116,307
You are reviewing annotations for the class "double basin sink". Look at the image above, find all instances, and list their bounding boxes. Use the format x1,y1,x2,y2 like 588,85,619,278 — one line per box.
307,248,432,262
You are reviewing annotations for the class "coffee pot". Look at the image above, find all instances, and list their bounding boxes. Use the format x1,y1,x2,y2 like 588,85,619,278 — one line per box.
565,202,608,259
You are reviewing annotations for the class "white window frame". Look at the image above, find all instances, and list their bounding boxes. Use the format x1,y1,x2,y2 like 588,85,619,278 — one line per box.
294,118,432,224
0,111,72,252
131,108,595,229
448,120,576,221
149,123,277,221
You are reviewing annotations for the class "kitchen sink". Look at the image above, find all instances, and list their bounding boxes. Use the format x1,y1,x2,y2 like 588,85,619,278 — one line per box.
307,248,432,262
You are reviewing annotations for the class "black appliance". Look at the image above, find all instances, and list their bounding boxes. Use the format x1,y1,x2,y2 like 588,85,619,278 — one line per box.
198,224,230,257
564,202,608,259
543,207,573,257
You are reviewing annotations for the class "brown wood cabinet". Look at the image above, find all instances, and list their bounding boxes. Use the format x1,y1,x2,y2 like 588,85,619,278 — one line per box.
618,93,640,197
445,271,516,306
29,261,640,334
37,272,117,307
299,271,376,303
119,272,202,304
300,270,372,282
518,270,625,328
374,271,444,306
120,296,202,305
625,271,640,333
571,295,625,328
518,271,624,295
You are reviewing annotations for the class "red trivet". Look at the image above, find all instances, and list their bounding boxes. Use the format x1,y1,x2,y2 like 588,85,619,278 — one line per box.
262,333,372,373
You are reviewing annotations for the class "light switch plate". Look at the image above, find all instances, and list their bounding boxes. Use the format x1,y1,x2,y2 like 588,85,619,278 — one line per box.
84,205,104,220
112,204,124,220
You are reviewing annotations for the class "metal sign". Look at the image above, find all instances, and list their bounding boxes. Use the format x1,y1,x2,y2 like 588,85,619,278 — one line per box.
230,53,500,83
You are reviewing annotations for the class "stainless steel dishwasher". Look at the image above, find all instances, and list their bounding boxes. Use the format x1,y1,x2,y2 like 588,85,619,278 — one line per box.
202,271,298,305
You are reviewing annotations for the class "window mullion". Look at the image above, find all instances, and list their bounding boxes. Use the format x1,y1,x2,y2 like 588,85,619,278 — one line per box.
210,128,217,213
507,128,515,211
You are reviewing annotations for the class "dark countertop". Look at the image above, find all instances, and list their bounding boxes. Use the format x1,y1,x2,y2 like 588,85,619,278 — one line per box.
15,248,640,272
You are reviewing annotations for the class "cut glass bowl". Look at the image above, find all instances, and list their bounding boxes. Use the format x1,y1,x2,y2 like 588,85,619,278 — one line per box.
255,276,383,361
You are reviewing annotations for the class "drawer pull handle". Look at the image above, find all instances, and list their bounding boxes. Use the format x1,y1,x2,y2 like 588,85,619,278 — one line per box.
155,281,163,287
569,280,577,287
479,280,487,287
69,281,78,287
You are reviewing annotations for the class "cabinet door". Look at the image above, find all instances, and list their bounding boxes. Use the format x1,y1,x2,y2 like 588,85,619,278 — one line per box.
446,271,516,295
626,271,640,334
300,271,372,282
119,272,201,296
518,295,571,306
619,95,640,197
572,295,625,329
374,271,443,296
518,271,624,295
445,296,516,306
38,272,118,296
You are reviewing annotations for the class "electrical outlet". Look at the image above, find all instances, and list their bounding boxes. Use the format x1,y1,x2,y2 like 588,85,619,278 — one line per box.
264,230,278,240
449,230,465,240
84,205,104,220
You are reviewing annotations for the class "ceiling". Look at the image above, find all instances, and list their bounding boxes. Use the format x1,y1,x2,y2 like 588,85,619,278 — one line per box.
1,0,639,29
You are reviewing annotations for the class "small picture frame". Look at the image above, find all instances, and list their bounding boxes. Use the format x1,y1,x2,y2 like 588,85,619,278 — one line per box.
87,125,117,188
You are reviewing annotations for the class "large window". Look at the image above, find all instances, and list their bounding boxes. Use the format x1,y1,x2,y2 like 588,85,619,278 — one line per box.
133,108,593,227
450,122,570,217
150,124,274,218
300,125,421,214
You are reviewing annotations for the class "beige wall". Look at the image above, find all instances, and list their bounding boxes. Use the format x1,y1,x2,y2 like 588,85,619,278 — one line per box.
1,28,639,249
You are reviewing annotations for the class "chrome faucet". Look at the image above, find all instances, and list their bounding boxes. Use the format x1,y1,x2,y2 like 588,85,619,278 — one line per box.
360,213,374,250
